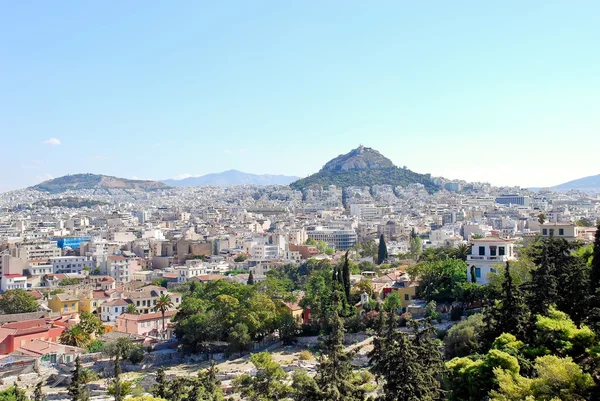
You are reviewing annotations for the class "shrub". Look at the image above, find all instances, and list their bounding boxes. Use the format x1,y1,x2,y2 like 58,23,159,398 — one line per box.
450,306,464,321
128,345,145,365
299,350,313,361
80,368,99,383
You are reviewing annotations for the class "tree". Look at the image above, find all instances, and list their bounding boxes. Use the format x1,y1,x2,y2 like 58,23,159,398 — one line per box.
538,213,546,224
79,311,105,338
126,304,139,314
453,243,471,262
235,351,291,401
278,313,299,345
469,265,476,283
357,240,378,259
588,225,600,333
316,240,329,254
154,294,173,339
410,236,422,261
12,383,26,401
196,360,225,401
234,253,248,263
152,367,168,399
60,325,91,349
0,289,38,314
342,251,351,302
33,381,45,401
370,312,444,401
483,262,529,348
311,291,365,401
228,322,251,356
378,234,388,264
408,258,467,303
247,271,255,285
383,292,402,313
68,356,89,401
445,314,485,359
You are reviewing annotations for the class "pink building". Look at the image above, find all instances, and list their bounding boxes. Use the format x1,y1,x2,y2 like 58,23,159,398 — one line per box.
116,310,176,338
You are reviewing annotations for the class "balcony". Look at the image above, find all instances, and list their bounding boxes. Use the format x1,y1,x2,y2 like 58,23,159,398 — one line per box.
467,255,508,262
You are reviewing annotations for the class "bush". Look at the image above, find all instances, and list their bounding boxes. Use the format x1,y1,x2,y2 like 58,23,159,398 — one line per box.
80,368,99,383
299,350,313,361
108,380,133,398
128,345,145,365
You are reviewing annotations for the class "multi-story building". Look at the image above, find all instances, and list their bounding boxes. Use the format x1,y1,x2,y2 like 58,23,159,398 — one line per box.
100,299,132,322
117,310,177,338
307,226,357,250
495,194,531,207
467,236,516,284
539,223,596,242
50,256,92,274
12,240,61,260
102,255,130,283
0,274,27,291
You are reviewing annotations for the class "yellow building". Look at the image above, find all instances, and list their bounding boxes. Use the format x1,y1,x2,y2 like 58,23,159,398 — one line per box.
48,293,80,314
283,302,304,325
393,283,417,311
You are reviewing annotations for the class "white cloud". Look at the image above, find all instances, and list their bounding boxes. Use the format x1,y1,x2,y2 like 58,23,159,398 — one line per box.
42,138,61,146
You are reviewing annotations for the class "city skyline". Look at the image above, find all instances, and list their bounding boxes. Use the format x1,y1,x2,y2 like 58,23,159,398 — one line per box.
2,1,599,192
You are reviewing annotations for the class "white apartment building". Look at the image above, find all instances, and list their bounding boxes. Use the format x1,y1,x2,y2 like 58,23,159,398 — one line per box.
467,236,516,285
539,223,596,242
13,241,61,260
28,263,53,276
349,204,380,220
101,299,131,322
51,256,92,274
102,256,131,283
176,263,209,282
0,274,27,291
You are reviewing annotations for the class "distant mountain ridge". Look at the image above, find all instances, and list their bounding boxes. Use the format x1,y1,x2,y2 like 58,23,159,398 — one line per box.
549,174,600,191
32,174,168,193
162,170,299,187
290,146,438,192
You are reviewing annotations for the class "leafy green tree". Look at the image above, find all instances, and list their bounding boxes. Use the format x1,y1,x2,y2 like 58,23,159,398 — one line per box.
59,278,80,286
538,213,546,224
68,356,89,401
534,306,595,357
316,240,329,254
305,238,317,246
196,360,225,401
79,311,105,338
0,289,38,314
587,225,600,334
383,292,402,313
234,253,248,263
235,351,291,401
490,355,593,401
408,258,467,303
278,313,300,345
410,236,422,261
453,244,471,262
357,240,378,259
228,322,251,356
154,294,173,339
378,234,388,264
445,313,485,359
483,262,529,347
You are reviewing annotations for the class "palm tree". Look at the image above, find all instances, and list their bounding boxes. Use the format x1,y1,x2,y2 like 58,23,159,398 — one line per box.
59,325,90,348
126,304,139,314
154,294,174,339
453,243,471,261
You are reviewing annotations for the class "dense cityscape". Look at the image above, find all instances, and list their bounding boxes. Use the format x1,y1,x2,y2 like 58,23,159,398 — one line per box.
0,146,599,400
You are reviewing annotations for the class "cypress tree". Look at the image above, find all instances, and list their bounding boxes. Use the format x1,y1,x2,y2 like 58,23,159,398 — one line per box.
378,234,388,264
526,239,557,318
113,351,122,401
247,271,255,285
68,356,89,401
470,265,477,284
342,250,351,302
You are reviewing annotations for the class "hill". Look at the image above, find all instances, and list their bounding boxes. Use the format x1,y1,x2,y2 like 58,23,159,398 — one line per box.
550,174,600,191
31,174,168,193
290,146,438,192
162,170,299,187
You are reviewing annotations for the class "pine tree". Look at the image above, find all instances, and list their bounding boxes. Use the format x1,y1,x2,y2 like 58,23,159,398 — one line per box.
378,234,388,264
314,290,365,401
197,360,224,401
33,381,45,401
370,313,443,401
68,356,89,401
483,261,529,347
526,240,557,318
247,271,255,285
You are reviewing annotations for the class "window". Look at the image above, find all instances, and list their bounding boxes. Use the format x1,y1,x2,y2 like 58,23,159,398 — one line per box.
499,247,505,256
549,229,554,236
543,229,548,235
559,229,564,236
491,268,496,273
490,246,497,256
478,246,485,256
475,268,481,278
71,303,76,309
404,294,409,301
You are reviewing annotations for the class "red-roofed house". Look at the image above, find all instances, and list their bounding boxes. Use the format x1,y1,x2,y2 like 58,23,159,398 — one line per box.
0,319,64,354
1,274,27,291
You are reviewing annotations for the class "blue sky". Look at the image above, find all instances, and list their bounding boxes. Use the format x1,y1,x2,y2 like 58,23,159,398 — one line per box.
1,1,598,192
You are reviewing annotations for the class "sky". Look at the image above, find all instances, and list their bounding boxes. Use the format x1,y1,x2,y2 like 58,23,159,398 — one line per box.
1,1,599,192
